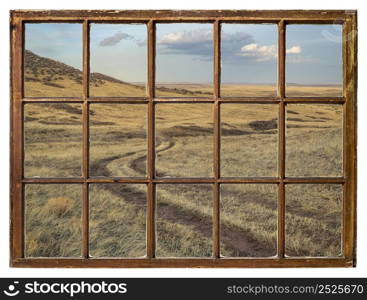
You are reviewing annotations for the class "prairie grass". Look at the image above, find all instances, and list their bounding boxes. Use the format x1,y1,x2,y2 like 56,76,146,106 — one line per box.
24,51,344,258
25,184,82,257
89,184,147,257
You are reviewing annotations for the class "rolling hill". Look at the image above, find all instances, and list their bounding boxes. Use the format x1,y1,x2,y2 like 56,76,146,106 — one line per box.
24,50,204,97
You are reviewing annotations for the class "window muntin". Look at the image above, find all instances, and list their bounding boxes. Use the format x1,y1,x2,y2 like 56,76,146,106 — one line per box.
11,10,357,268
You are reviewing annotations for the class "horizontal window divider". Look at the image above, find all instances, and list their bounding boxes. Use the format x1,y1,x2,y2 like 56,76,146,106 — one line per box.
283,177,345,184
21,177,345,184
85,20,150,24
153,178,216,184
20,19,85,24
22,178,85,183
22,178,150,184
153,98,214,103
18,17,347,24
20,97,347,104
284,97,345,103
22,97,83,103
220,97,281,103
11,257,353,268
218,178,280,183
87,97,149,103
284,19,345,25
12,10,352,21
87,178,149,184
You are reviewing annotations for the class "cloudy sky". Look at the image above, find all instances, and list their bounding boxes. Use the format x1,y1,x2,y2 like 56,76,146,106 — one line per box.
25,23,342,85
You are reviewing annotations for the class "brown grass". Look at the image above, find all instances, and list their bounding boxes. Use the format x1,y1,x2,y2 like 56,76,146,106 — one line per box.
42,197,75,217
23,50,343,258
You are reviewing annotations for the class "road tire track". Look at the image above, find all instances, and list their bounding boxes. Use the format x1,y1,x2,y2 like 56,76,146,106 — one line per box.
90,135,274,257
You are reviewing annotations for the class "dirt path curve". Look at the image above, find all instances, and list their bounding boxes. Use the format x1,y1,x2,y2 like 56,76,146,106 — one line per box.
90,136,273,257
129,136,174,176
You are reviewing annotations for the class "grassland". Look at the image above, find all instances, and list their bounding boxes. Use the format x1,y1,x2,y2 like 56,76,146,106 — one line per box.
24,51,343,258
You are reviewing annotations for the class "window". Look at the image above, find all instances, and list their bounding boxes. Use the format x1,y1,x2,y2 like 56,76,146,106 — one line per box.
10,10,357,268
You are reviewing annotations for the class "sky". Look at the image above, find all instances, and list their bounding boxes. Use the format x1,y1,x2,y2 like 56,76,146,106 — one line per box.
25,23,342,85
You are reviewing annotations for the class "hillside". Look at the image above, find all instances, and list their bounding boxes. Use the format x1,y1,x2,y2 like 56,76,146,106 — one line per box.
24,50,205,97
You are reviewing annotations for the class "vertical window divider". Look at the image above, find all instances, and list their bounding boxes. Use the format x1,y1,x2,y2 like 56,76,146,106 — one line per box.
147,20,156,259
277,19,286,259
11,16,25,259
213,20,221,258
343,14,357,263
82,19,90,259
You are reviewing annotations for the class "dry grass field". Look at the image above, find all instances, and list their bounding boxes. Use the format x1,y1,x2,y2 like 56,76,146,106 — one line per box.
24,51,343,258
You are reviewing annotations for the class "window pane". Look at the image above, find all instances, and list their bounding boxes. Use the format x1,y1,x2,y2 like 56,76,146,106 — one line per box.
156,23,213,97
155,104,213,177
286,25,342,97
89,184,146,257
90,104,147,177
221,184,277,257
221,24,277,97
24,23,82,97
286,104,343,177
221,104,278,177
90,24,147,97
25,184,82,257
286,184,342,257
24,103,82,177
156,184,212,257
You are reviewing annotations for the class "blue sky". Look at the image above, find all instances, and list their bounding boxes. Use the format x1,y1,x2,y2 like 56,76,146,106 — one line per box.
286,25,342,85
221,24,277,84
25,23,342,85
25,23,82,69
90,24,147,83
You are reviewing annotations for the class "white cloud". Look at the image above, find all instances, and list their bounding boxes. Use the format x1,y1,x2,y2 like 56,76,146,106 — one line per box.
157,29,254,60
240,43,303,62
286,45,301,54
240,43,277,62
159,29,212,45
157,29,213,57
157,29,306,64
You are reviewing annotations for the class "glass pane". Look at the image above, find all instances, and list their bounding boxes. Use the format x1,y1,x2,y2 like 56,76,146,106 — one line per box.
90,104,147,177
156,23,213,97
286,184,342,257
286,104,343,177
90,24,147,97
25,184,82,257
221,24,277,97
24,103,82,177
286,25,342,97
156,184,212,257
155,104,213,177
89,184,147,257
221,184,277,257
221,104,278,177
24,23,82,97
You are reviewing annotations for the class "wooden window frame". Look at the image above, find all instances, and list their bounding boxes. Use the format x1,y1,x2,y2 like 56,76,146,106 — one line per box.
10,10,357,268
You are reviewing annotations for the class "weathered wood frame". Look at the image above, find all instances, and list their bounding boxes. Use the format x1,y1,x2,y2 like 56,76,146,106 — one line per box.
10,10,357,268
